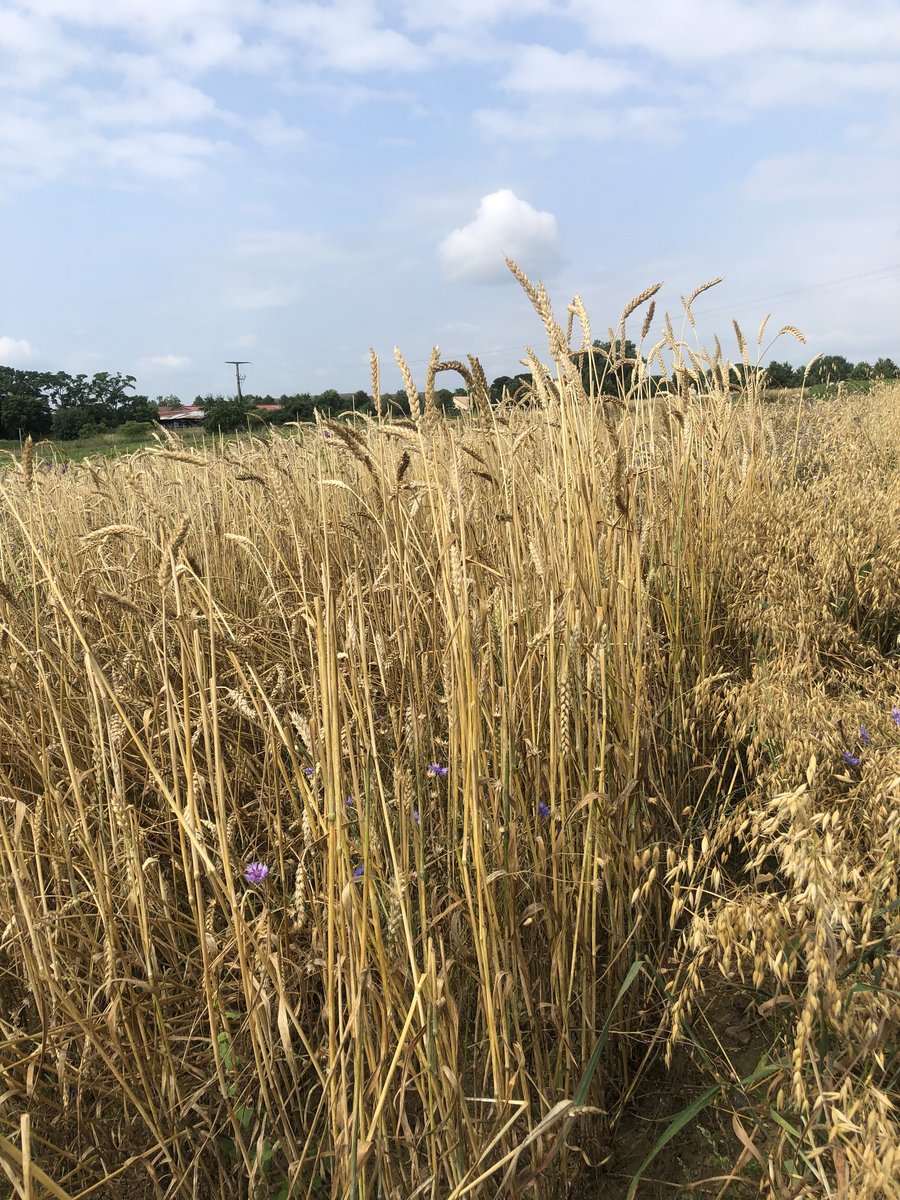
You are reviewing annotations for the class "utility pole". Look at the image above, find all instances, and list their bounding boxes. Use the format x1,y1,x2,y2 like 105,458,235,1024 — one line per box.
225,361,250,402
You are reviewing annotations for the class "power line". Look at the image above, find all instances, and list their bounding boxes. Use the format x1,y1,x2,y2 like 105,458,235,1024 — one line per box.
694,264,900,318
263,264,900,374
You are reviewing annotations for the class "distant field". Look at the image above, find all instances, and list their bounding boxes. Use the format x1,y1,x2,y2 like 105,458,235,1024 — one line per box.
0,425,249,464
0,283,898,1200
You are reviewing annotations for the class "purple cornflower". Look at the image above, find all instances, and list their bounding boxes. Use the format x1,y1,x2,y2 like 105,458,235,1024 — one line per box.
427,762,448,778
538,801,551,819
860,727,871,746
413,810,420,824
892,707,900,727
303,766,315,778
842,752,860,768
346,795,354,809
352,863,364,878
243,861,270,884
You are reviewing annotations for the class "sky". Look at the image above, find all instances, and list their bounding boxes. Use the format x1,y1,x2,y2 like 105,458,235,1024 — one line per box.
2,0,899,401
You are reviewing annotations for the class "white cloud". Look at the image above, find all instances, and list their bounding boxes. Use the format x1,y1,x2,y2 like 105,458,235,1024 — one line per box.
437,190,563,284
0,336,34,364
232,333,259,349
137,353,192,370
70,56,218,127
568,0,900,62
268,0,428,72
399,0,554,32
501,45,640,95
716,55,900,110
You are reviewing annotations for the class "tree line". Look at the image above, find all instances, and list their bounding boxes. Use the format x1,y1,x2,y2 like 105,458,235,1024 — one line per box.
0,367,158,440
1,346,898,440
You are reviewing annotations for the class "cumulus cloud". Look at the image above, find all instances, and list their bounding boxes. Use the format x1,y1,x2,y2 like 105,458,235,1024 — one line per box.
0,336,33,364
437,190,562,284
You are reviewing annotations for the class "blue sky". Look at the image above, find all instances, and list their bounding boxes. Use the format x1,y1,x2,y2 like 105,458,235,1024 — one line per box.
2,0,899,401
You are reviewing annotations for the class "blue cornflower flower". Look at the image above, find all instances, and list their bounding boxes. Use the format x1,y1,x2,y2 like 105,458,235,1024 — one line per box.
244,861,270,884
352,863,364,878
892,707,900,727
427,762,448,778
413,810,420,824
859,727,871,746
303,766,315,778
538,801,551,819
842,752,860,768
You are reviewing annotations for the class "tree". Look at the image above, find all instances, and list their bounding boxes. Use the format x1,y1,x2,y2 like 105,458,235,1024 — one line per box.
277,393,315,423
118,395,159,424
52,406,89,440
579,339,642,396
315,389,343,414
872,357,899,380
849,361,872,381
764,360,800,388
806,355,852,386
0,390,52,438
198,394,253,432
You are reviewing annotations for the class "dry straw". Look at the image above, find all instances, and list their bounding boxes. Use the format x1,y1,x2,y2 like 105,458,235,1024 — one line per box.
0,286,896,1200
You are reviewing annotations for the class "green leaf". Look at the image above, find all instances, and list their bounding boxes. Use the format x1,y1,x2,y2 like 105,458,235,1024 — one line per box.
216,1030,234,1073
574,959,645,1106
625,1083,722,1200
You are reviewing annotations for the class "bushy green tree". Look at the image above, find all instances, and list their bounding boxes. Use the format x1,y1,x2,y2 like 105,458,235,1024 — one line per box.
277,393,315,423
198,395,253,432
872,357,899,380
764,360,800,388
806,355,853,385
579,339,642,396
52,406,88,440
0,390,52,438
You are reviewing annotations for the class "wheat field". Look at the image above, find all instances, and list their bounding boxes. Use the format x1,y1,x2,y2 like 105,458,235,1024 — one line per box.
0,271,898,1199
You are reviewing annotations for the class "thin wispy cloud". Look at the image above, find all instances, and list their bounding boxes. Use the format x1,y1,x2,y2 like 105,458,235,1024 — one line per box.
223,230,337,311
137,353,192,371
500,46,640,96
